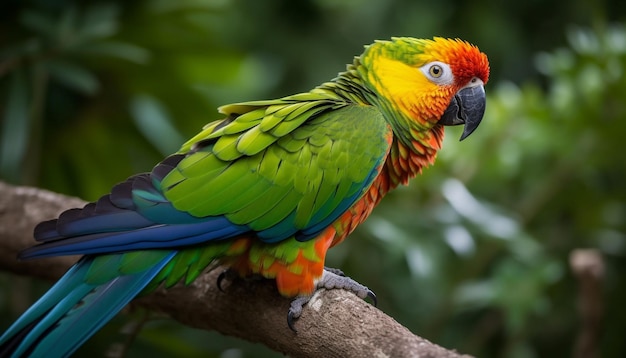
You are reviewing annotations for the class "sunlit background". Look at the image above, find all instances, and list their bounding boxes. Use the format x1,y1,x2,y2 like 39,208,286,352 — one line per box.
1,0,625,357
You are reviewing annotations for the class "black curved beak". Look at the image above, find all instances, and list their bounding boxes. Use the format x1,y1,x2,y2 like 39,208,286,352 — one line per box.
440,84,486,141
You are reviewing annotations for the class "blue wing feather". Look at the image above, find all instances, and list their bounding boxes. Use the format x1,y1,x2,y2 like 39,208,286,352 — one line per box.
22,168,250,259
22,216,248,259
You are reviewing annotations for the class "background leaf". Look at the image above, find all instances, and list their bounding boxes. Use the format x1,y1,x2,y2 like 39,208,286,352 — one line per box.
45,60,99,95
130,94,186,156
0,71,30,182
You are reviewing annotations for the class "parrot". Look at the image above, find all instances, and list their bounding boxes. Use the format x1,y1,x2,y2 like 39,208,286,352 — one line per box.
0,37,489,357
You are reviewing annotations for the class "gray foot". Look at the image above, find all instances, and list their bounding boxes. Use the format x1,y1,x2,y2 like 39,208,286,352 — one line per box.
287,268,376,332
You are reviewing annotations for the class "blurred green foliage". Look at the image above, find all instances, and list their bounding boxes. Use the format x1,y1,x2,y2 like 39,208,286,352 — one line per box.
1,0,626,357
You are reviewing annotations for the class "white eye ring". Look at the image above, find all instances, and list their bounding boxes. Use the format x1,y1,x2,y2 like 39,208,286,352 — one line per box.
420,61,454,85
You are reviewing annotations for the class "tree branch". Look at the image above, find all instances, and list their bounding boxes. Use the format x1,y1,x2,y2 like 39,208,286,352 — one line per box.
570,249,604,358
0,181,470,357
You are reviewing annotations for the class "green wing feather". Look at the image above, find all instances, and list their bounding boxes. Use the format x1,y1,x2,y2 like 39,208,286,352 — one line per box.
161,92,392,242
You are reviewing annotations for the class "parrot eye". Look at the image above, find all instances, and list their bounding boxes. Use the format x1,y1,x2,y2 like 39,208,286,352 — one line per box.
429,65,443,77
420,61,454,85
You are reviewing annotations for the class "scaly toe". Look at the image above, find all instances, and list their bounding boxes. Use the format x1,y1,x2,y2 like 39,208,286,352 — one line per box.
323,266,345,276
319,268,375,301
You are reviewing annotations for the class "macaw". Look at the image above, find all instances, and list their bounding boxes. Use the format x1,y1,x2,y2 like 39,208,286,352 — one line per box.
0,37,489,357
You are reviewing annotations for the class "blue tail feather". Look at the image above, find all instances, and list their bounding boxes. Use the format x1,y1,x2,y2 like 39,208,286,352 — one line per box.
0,252,175,358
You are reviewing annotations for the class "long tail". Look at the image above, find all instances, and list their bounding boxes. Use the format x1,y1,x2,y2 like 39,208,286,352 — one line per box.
0,251,175,358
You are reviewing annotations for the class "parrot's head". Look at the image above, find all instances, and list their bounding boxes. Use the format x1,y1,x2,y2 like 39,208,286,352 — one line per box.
360,37,490,141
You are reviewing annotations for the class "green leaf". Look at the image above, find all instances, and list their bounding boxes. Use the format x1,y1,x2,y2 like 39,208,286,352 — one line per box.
130,95,185,155
76,4,120,42
57,7,78,46
45,60,99,95
77,41,151,64
0,71,30,182
19,10,56,38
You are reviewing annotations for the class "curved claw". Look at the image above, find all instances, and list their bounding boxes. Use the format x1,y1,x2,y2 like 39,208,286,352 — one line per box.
287,310,298,333
216,270,229,292
367,290,377,307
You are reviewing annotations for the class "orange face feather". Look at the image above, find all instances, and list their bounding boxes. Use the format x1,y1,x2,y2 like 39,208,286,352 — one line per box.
361,37,489,125
417,38,489,84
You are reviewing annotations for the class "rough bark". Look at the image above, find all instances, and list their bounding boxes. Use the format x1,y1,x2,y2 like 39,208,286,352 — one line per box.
0,181,470,358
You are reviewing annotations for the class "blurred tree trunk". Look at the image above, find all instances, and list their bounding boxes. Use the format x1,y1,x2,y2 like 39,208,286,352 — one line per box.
0,181,469,358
